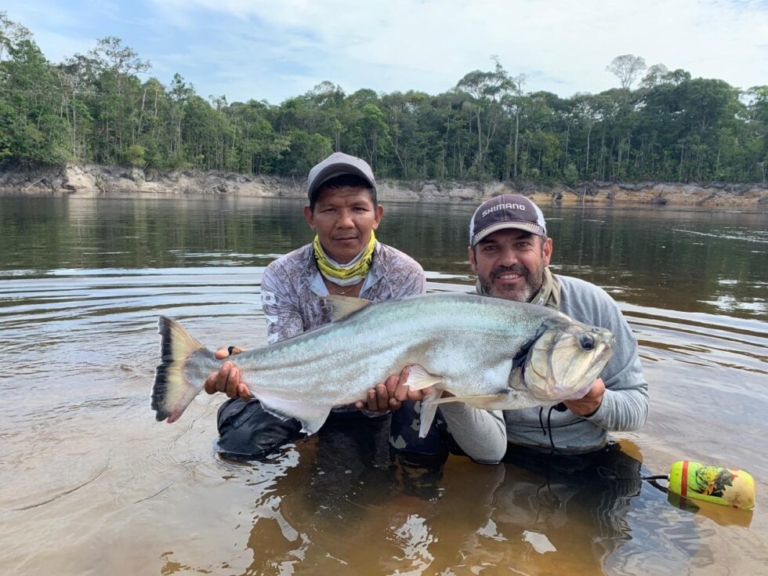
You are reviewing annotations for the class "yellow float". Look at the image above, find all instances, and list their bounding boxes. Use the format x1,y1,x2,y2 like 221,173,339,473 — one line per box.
666,460,755,510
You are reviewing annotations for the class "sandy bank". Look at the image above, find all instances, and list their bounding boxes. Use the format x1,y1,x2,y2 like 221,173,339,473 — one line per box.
2,163,767,209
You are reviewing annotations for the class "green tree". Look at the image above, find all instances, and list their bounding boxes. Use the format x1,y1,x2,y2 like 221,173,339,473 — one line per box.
1,17,767,186
0,38,66,164
455,59,518,178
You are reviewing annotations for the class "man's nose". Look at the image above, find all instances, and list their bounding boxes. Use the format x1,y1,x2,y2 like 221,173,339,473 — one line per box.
336,209,354,227
497,245,518,265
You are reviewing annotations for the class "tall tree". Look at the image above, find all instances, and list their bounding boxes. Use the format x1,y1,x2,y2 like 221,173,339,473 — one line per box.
606,54,647,91
0,11,30,64
456,59,517,177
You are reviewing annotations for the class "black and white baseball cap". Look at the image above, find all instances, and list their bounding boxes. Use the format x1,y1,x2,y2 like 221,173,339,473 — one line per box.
469,194,547,246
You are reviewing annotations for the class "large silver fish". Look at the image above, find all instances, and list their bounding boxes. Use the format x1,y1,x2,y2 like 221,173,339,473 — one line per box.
151,293,613,437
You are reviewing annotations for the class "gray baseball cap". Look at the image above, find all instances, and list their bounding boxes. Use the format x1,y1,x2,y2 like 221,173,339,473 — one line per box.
469,194,547,246
307,152,377,203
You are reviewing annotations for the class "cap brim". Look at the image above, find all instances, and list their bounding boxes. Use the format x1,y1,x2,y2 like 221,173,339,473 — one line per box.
309,164,376,200
471,222,545,245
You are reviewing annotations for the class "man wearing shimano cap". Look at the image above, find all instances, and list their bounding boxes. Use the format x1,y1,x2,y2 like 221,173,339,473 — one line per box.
467,194,648,453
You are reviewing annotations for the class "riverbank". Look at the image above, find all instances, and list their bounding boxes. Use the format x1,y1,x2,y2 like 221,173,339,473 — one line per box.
2,163,767,209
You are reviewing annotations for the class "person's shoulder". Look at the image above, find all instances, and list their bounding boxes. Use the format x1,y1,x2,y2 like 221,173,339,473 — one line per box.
266,243,313,272
556,274,625,321
556,273,619,307
263,244,316,298
375,242,424,273
557,274,602,292
263,244,314,290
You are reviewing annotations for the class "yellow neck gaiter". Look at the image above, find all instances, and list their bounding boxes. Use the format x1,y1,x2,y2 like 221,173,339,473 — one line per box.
313,232,377,286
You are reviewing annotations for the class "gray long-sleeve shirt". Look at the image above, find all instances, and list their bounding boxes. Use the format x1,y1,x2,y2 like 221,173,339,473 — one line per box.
504,274,649,452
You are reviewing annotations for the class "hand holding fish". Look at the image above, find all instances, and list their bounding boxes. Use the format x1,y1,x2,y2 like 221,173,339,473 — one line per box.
205,347,428,414
354,366,438,413
355,372,401,412
203,348,252,402
563,377,605,417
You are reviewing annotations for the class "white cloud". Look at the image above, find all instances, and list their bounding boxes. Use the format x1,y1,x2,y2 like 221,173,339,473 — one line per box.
147,0,768,98
5,0,768,103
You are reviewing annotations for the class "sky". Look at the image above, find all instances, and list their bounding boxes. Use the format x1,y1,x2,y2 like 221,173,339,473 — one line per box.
3,0,768,105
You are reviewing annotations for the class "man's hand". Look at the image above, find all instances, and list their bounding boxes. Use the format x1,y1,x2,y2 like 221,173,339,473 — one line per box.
203,347,252,402
563,377,605,417
355,366,437,413
355,373,399,412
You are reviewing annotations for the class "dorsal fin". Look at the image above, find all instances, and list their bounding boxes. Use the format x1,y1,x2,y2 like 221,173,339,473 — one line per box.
322,295,372,320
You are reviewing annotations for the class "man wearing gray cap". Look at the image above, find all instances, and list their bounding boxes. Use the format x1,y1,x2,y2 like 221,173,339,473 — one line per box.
467,194,648,453
204,152,506,465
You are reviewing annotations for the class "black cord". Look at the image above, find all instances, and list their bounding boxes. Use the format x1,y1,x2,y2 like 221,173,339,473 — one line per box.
641,475,669,482
547,406,557,452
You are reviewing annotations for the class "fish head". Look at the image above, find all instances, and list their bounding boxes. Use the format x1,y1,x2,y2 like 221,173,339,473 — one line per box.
519,321,614,402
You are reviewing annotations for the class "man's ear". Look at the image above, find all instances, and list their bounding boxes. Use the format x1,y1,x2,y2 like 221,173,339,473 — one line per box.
372,204,383,230
467,245,477,273
303,205,315,230
542,237,553,267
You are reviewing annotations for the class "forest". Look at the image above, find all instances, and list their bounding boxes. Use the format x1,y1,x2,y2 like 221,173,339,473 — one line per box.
1,12,767,185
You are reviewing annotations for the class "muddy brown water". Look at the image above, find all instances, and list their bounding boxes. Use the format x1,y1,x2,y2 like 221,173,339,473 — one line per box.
0,195,766,575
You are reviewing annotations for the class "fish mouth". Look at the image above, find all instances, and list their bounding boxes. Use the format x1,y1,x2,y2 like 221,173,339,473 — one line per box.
545,379,593,402
520,325,614,402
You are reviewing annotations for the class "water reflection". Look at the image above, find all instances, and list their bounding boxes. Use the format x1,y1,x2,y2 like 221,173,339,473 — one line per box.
201,438,703,576
1,196,766,319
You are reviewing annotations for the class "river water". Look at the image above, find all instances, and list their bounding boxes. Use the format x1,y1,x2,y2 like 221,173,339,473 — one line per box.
0,195,766,575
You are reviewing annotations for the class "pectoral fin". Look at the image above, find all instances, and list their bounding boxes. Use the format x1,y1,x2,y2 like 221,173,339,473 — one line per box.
444,394,512,409
417,387,444,439
404,364,443,390
424,392,535,411
460,389,545,411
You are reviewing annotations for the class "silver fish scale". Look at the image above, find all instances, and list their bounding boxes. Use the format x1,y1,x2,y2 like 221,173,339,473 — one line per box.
223,293,569,405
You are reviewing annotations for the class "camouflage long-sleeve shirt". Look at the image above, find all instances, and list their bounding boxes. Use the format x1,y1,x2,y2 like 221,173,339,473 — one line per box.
261,242,426,342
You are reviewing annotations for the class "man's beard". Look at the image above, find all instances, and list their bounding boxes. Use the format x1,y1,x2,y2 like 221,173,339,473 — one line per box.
479,263,545,302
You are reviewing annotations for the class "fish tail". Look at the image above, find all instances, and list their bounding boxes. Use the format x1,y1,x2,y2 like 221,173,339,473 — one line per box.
151,316,210,423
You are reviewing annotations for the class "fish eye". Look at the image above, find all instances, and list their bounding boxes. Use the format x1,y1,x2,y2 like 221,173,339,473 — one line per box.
579,333,595,350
